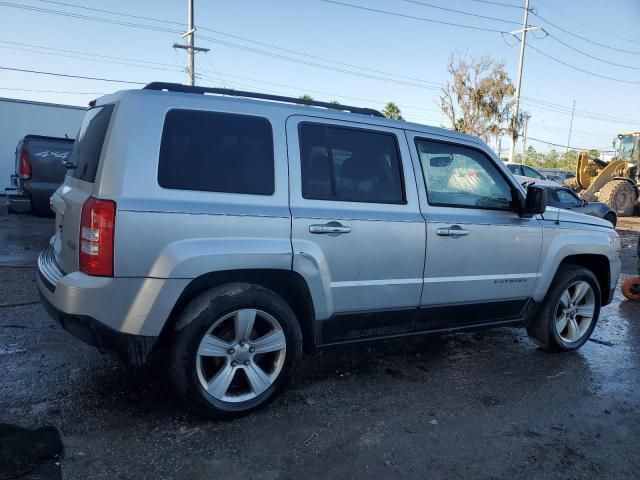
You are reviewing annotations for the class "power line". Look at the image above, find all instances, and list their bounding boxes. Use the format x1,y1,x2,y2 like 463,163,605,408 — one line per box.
395,0,521,25
466,0,523,8
33,0,184,26
0,66,146,84
4,0,442,89
0,86,105,94
198,35,441,90
530,9,640,55
319,0,507,32
526,136,612,152
522,97,640,124
526,42,640,85
543,31,640,70
197,27,441,86
0,2,182,34
0,44,182,73
0,40,180,68
534,0,640,46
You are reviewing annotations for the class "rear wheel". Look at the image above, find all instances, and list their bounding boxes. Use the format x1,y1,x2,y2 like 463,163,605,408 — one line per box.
527,266,600,352
598,180,636,217
169,283,302,419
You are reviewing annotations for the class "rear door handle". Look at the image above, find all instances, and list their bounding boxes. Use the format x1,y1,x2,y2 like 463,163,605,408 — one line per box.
436,225,470,237
309,221,351,235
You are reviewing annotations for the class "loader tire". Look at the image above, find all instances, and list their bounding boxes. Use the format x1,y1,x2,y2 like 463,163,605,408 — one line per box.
598,180,636,217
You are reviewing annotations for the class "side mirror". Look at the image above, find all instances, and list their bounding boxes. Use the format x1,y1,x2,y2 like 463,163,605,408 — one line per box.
582,199,588,206
517,186,547,218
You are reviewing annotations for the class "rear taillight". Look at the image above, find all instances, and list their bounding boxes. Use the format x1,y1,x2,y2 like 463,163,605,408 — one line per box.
79,197,116,277
19,150,31,179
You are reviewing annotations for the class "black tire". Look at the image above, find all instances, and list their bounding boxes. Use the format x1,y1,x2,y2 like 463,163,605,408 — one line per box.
604,212,617,227
168,283,302,419
598,180,636,217
527,266,601,352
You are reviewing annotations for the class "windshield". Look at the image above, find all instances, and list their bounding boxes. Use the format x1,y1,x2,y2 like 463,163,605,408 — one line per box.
619,135,636,160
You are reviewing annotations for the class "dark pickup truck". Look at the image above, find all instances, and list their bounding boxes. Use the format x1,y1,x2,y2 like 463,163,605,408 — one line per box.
5,135,75,215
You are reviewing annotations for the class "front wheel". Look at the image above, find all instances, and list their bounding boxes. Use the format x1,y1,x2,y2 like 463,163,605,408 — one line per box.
527,266,601,352
169,283,302,419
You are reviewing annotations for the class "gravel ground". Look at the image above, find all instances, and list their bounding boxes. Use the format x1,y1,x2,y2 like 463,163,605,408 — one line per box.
1,211,639,480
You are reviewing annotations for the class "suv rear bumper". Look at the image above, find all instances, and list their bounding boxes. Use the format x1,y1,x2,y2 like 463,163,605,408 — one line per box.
36,245,189,364
39,291,156,365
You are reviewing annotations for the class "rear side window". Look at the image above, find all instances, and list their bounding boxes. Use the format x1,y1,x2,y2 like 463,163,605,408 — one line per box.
299,123,405,204
69,105,114,182
158,110,274,195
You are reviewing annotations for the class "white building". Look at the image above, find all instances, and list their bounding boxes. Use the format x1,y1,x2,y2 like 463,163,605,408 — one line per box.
0,97,85,183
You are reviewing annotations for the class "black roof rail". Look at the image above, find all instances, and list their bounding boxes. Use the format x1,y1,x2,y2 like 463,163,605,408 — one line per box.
143,82,384,118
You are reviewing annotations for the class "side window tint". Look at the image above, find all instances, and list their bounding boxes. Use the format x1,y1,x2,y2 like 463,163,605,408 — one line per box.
299,123,405,204
415,139,513,210
523,165,543,179
556,188,582,206
158,110,274,195
507,164,522,176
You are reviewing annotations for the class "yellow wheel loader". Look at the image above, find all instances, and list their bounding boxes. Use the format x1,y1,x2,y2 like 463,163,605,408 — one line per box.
572,132,640,216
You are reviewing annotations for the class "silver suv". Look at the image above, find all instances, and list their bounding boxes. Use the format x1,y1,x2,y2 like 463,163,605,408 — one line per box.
37,83,621,418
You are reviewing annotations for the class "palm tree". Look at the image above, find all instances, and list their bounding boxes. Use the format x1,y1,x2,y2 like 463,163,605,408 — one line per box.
383,102,404,120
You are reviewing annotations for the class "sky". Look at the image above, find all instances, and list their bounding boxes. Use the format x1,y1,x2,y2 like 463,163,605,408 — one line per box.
1,0,639,157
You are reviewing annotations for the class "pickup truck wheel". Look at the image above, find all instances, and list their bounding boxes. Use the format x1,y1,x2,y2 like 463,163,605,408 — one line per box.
527,266,601,352
168,283,302,419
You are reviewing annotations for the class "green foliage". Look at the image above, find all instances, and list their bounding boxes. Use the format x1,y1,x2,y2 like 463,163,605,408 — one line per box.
299,94,313,101
382,102,404,120
512,145,581,171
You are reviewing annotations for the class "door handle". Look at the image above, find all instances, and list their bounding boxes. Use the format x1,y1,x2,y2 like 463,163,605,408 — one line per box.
309,222,351,235
436,225,470,237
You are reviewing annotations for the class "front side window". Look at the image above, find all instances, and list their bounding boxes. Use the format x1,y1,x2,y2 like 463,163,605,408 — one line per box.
158,110,274,195
555,188,582,207
523,165,544,179
416,139,513,210
507,164,522,176
299,123,405,204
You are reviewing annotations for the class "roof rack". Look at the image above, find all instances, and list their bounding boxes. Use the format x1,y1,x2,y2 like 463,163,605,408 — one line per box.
143,82,384,118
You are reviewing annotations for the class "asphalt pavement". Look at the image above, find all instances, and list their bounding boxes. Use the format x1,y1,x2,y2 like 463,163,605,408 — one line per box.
1,211,639,480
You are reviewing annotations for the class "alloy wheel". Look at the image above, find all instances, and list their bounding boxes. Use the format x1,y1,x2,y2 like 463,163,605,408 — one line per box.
554,280,596,343
195,309,287,403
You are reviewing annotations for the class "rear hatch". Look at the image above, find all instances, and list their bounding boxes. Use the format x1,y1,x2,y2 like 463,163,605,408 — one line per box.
23,137,74,185
51,104,114,274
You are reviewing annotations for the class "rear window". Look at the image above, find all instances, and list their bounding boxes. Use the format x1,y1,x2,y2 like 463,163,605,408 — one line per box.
69,105,114,182
158,109,275,195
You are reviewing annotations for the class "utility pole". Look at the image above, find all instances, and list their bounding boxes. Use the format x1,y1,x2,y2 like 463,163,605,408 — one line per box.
508,0,540,162
173,0,209,86
566,100,576,152
521,112,530,164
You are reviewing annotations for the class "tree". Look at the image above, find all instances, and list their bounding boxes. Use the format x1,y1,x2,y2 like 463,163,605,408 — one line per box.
329,99,340,105
299,94,313,101
439,53,515,142
382,102,404,120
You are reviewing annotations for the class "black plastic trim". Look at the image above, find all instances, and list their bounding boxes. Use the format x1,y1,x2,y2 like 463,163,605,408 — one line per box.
318,299,531,344
39,292,156,366
144,82,384,117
